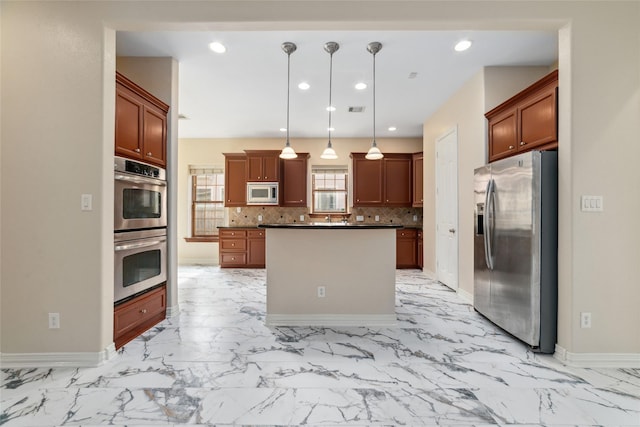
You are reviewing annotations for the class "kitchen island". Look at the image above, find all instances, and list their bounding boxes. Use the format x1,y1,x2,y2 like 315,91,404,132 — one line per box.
258,223,402,327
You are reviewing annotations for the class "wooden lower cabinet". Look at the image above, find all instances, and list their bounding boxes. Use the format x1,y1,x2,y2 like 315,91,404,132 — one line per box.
417,230,424,270
396,228,418,269
219,228,265,268
114,284,166,350
247,229,266,267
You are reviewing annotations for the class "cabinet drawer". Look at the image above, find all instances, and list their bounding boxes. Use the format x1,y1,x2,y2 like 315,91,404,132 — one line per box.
397,229,417,239
248,229,265,239
220,229,247,238
220,239,246,251
114,285,166,349
220,253,247,265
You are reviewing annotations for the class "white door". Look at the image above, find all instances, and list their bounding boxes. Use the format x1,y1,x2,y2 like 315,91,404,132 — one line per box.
436,127,459,290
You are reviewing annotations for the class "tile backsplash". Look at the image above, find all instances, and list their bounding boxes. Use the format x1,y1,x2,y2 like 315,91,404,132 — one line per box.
227,206,423,227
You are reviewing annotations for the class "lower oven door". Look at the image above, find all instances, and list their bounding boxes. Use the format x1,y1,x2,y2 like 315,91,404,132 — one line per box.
114,229,167,303
114,172,167,231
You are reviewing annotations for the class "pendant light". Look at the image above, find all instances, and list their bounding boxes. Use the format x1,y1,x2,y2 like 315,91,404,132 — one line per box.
320,42,339,160
280,42,298,159
365,42,384,160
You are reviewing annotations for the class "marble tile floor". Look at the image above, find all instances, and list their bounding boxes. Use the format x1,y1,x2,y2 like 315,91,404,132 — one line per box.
2,266,639,426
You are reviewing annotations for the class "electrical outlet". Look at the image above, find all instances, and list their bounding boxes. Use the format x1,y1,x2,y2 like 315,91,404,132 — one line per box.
236,207,242,213
317,286,326,298
258,214,263,222
49,313,60,329
413,214,418,222
300,215,304,221
374,215,380,222
356,215,364,222
580,312,592,328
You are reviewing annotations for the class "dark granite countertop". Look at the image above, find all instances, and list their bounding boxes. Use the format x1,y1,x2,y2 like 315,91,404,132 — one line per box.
258,223,404,229
218,225,260,229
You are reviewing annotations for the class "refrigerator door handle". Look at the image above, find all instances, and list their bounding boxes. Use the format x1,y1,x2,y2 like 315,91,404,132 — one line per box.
484,178,496,270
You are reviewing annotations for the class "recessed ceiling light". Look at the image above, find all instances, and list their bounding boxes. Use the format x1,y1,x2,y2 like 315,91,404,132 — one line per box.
454,40,472,52
279,127,287,132
208,42,226,53
355,82,367,90
326,106,336,112
388,126,397,131
298,82,310,90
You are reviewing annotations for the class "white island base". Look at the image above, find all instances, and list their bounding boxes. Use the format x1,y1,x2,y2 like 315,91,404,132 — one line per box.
261,225,399,327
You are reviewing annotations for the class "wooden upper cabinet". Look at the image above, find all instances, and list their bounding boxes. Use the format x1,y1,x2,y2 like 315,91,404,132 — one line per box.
224,154,247,207
245,150,280,181
115,72,169,167
352,153,384,206
486,70,558,163
384,156,412,206
281,153,308,207
412,152,424,207
351,153,412,207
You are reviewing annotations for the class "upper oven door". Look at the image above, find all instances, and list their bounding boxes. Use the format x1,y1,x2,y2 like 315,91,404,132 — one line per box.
114,172,167,231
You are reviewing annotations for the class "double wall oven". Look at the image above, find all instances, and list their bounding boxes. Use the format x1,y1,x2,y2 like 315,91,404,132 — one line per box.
114,156,167,303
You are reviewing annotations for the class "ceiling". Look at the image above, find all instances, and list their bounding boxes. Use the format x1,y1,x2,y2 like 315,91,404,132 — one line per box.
116,30,558,139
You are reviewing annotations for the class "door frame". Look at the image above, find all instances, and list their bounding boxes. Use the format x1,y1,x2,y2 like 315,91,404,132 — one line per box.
435,126,459,290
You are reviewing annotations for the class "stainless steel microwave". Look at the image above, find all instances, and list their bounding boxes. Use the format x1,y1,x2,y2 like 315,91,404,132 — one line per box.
247,182,278,205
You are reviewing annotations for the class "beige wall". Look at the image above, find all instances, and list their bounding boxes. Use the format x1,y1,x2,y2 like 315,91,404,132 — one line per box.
178,137,421,264
422,66,551,297
1,1,638,360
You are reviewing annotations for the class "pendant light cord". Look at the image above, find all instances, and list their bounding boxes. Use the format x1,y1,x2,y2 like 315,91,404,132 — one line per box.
328,50,333,143
372,50,376,144
286,51,291,145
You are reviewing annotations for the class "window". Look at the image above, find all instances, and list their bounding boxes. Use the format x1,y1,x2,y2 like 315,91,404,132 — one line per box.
312,167,348,213
190,167,225,240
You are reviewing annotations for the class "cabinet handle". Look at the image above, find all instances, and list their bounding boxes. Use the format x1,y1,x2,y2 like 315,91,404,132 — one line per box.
140,309,147,314
134,148,141,153
231,257,235,260
508,145,515,150
520,141,526,146
231,243,235,246
147,152,153,156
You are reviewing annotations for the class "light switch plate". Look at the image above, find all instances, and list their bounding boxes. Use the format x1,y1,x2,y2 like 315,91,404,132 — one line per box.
356,215,364,222
581,195,603,212
81,194,92,211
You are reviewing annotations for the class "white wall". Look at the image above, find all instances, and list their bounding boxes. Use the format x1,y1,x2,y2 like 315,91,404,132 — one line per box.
1,1,639,361
178,137,422,265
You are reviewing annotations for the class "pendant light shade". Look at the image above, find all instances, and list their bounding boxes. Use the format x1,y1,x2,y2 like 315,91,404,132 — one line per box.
365,42,384,160
280,42,298,160
321,41,340,160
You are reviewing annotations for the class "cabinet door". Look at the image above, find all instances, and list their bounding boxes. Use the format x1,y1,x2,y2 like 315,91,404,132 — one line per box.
248,231,265,267
412,153,423,207
281,156,307,207
384,156,412,206
142,105,167,167
417,230,424,270
225,156,247,206
352,155,384,206
262,155,280,181
488,108,518,162
396,229,417,268
246,156,264,181
115,85,143,160
518,83,557,151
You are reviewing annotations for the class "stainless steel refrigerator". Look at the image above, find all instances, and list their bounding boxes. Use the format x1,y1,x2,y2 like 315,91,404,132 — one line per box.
474,150,558,353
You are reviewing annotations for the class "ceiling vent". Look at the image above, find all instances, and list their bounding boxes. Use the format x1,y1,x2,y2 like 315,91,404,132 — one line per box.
348,106,365,113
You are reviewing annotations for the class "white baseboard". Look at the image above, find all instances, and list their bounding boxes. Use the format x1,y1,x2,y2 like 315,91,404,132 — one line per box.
266,314,398,327
0,343,117,369
457,287,474,305
179,258,217,265
554,344,640,368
